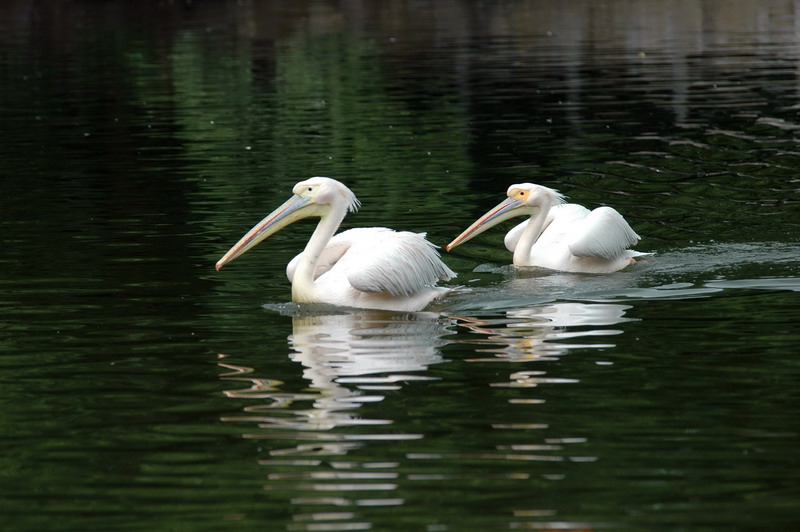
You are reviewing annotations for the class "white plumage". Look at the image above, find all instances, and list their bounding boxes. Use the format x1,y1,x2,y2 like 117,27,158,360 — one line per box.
216,177,455,311
447,183,647,273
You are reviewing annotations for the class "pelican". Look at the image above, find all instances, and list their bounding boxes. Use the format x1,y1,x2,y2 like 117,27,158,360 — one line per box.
446,183,646,273
215,177,456,311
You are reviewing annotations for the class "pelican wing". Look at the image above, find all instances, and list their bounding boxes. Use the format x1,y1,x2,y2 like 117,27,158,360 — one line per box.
286,238,351,281
344,228,456,296
503,206,565,252
503,220,528,252
567,206,640,260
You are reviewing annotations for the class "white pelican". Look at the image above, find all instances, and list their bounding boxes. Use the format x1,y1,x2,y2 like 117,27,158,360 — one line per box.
215,177,456,311
446,183,646,273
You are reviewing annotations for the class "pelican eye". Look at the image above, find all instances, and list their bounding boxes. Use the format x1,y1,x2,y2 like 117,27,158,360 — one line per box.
307,187,313,192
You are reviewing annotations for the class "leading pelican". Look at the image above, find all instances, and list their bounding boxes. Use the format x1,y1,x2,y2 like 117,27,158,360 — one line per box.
216,177,456,311
446,183,646,273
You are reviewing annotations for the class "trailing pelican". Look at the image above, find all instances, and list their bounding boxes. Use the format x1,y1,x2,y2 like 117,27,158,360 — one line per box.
446,183,646,273
216,177,455,311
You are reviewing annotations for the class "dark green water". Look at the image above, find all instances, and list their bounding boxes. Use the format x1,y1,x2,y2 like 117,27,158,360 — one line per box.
1,1,799,530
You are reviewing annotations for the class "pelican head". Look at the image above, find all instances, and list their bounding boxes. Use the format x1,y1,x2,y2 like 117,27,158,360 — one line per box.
446,183,566,251
215,177,360,270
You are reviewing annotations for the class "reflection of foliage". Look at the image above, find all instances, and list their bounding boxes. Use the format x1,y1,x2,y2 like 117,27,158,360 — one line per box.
166,28,473,239
168,32,254,146
268,32,472,227
167,30,257,172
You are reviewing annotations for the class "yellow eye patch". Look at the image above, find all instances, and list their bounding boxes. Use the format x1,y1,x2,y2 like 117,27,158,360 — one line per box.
508,188,530,202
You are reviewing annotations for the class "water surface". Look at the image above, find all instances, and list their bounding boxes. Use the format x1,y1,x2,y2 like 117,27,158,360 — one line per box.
1,1,799,530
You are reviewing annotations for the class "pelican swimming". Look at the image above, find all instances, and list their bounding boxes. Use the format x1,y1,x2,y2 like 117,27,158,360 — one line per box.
215,177,456,311
446,183,646,273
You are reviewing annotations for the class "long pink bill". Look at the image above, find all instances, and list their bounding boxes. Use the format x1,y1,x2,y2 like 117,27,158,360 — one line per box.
445,197,525,252
215,195,311,270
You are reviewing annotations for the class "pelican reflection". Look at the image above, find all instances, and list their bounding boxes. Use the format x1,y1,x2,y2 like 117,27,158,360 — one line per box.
455,301,634,363
449,300,635,475
220,310,453,447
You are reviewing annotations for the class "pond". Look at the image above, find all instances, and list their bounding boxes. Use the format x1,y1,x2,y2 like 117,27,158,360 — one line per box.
1,1,799,530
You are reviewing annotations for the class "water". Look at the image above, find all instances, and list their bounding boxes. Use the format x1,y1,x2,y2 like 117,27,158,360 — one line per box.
1,1,799,530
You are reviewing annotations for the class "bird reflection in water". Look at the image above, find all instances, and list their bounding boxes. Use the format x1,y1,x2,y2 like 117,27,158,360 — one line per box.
218,303,624,530
456,302,634,363
442,300,634,528
454,301,633,399
219,310,452,456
